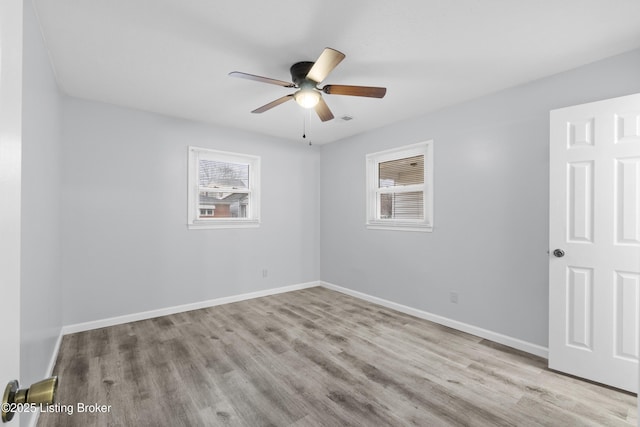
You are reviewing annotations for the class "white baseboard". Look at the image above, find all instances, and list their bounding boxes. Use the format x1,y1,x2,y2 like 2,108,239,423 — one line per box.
319,281,549,359
62,281,320,335
58,279,546,361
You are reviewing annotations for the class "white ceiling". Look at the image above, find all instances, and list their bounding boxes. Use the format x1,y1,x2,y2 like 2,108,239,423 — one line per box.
33,0,640,145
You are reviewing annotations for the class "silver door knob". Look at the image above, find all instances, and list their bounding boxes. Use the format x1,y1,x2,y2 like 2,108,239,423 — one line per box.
553,249,565,258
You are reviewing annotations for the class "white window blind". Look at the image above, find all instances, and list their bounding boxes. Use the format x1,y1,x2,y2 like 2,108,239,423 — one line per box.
378,155,425,220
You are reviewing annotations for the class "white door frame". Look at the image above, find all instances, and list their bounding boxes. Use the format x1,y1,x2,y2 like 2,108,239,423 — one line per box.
0,0,23,421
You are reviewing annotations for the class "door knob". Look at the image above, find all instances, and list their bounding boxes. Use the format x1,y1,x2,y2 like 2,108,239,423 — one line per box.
553,249,565,258
2,377,58,422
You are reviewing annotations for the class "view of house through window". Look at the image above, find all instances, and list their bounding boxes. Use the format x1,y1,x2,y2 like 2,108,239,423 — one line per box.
198,159,249,219
188,147,260,229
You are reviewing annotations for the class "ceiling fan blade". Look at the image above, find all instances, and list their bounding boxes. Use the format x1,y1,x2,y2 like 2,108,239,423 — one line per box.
314,96,334,122
229,71,295,88
251,94,294,113
306,48,345,83
322,85,387,98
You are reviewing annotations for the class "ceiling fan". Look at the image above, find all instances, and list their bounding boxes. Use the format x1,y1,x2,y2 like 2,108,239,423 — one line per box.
229,47,386,122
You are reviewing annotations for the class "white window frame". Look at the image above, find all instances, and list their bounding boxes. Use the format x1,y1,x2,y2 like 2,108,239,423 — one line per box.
188,146,261,229
366,141,434,232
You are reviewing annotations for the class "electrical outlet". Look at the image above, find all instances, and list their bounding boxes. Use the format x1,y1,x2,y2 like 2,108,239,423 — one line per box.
450,291,459,304
262,269,268,278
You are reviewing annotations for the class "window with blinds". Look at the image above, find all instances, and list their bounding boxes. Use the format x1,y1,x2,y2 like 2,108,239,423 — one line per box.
188,147,260,229
366,141,433,232
378,155,425,220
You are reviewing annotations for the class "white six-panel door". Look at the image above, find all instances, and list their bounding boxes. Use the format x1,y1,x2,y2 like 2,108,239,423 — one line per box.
549,93,640,393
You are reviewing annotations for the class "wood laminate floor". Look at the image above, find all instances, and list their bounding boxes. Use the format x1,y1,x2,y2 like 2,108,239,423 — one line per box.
38,287,636,426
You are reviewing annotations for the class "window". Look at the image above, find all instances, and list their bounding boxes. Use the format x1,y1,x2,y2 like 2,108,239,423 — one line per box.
366,141,433,232
188,146,260,229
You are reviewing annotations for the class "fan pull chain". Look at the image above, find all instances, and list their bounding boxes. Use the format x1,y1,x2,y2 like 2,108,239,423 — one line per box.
302,113,306,139
302,111,312,145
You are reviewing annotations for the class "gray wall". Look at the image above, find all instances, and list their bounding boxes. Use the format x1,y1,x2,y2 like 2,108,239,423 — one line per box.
20,0,63,423
60,98,320,325
320,48,640,347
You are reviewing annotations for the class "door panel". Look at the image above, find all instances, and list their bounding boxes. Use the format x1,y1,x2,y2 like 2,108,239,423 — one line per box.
614,271,639,361
549,93,640,393
616,157,640,245
567,161,594,242
566,266,594,350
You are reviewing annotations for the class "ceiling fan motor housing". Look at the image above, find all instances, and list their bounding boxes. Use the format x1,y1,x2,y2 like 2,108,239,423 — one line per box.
290,61,316,87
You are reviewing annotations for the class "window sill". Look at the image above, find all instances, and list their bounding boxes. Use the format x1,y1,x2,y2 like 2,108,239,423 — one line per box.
188,219,260,230
366,221,433,232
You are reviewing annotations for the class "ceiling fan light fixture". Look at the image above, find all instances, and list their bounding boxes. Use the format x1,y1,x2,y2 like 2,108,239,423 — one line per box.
294,89,320,109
